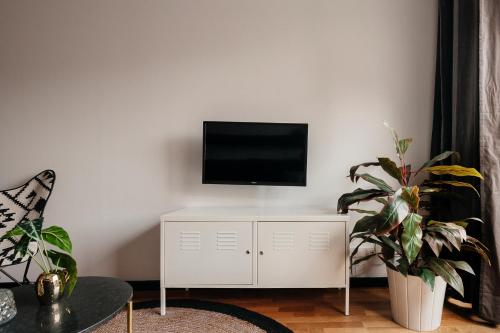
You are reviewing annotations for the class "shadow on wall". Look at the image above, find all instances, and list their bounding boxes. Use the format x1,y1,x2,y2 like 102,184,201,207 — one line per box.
115,222,161,280
165,135,259,204
166,135,201,193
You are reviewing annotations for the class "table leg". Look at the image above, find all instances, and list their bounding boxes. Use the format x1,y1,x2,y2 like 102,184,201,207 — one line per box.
127,300,133,333
161,287,166,316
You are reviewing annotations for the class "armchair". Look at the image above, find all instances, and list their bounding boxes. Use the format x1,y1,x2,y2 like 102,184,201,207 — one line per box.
0,170,56,284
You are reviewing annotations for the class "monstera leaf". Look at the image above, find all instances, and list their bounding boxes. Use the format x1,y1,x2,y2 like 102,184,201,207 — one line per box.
0,217,78,297
47,250,78,296
42,226,72,254
13,219,43,241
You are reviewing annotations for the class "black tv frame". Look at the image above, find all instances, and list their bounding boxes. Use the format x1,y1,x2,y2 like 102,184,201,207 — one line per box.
202,121,308,186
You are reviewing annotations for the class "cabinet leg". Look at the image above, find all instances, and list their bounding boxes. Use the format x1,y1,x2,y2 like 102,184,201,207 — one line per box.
345,287,350,316
160,288,166,316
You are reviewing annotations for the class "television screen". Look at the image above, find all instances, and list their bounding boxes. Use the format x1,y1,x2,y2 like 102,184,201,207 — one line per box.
203,121,308,186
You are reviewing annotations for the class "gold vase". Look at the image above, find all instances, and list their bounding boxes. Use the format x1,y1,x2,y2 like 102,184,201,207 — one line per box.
35,272,64,305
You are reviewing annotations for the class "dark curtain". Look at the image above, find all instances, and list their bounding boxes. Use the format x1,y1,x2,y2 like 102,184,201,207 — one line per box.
432,0,499,323
431,0,480,303
478,0,500,324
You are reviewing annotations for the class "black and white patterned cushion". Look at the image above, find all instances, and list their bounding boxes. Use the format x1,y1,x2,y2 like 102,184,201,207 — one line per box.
0,170,55,266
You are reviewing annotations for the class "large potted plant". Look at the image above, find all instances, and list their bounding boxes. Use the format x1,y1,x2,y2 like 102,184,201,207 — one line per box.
338,124,490,331
1,218,77,305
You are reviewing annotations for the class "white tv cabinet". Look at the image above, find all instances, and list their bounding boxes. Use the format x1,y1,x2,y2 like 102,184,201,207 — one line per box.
160,207,350,316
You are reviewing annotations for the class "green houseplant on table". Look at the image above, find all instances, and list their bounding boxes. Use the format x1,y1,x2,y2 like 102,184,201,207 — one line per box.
338,124,490,331
1,218,77,305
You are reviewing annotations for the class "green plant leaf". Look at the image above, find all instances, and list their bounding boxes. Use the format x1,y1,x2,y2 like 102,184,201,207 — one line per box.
427,257,464,297
401,164,412,184
427,221,467,242
419,268,435,291
352,215,380,234
416,151,459,174
398,257,410,276
444,260,475,275
398,138,412,155
384,122,407,159
46,250,78,296
401,213,423,264
381,242,395,261
464,236,491,265
424,165,483,179
354,173,394,193
0,226,37,263
452,221,469,228
0,226,25,240
350,239,368,261
42,226,72,254
378,157,403,184
378,235,403,255
375,197,388,205
423,233,445,257
349,162,380,182
350,236,383,267
352,252,380,266
16,218,43,241
11,234,32,258
465,217,484,224
447,217,481,229
337,188,387,214
420,188,443,193
462,245,490,265
379,255,398,271
349,208,378,215
426,224,463,250
451,217,483,228
375,195,409,235
424,180,480,196
402,186,420,211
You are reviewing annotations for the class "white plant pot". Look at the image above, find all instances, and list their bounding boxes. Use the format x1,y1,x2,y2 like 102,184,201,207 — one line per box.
387,267,447,331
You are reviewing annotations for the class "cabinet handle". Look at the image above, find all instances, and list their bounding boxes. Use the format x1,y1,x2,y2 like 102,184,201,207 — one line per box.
246,250,250,254
259,251,264,255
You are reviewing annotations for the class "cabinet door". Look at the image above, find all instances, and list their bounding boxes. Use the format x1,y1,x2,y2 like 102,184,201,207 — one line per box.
257,222,346,287
164,222,253,285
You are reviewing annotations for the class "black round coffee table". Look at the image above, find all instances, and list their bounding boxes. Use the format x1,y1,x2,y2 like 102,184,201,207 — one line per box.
1,276,133,333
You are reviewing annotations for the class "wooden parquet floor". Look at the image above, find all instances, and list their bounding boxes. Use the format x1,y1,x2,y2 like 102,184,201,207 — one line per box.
134,287,499,333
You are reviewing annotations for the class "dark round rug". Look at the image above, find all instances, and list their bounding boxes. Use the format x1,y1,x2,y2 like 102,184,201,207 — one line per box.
94,299,293,333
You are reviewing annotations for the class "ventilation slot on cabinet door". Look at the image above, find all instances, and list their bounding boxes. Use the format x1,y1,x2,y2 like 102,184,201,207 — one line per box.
216,231,238,251
180,231,201,251
308,232,330,251
273,232,294,251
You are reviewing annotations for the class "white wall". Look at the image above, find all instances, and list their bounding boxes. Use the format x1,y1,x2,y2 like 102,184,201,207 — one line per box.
0,0,437,280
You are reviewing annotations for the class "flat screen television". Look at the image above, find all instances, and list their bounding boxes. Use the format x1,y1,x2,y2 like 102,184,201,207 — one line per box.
203,121,308,186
